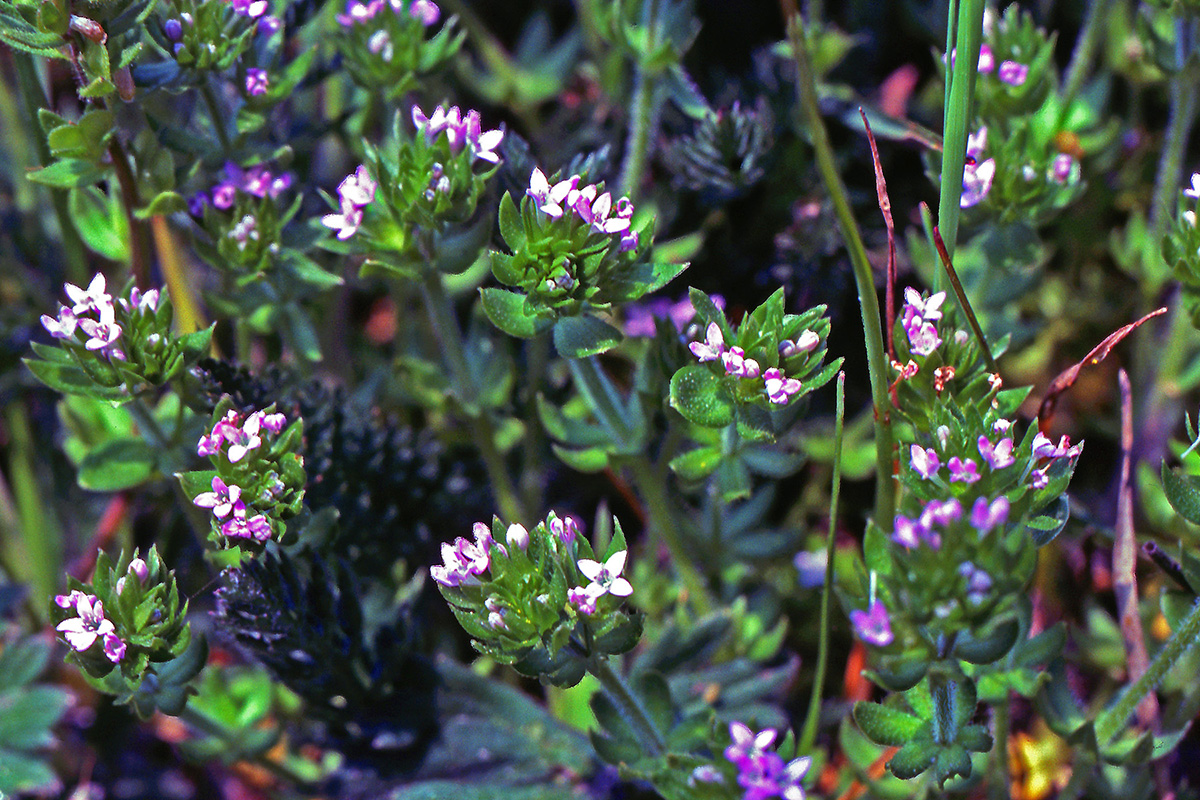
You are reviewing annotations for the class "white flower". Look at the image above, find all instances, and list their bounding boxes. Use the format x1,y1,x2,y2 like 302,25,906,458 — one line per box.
577,550,633,598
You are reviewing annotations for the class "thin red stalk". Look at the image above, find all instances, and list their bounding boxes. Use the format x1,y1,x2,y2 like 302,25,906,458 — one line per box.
859,110,896,363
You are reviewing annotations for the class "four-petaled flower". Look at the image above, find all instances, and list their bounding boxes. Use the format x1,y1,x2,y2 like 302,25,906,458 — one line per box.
65,273,112,315
78,303,124,357
850,600,894,647
689,322,725,362
969,496,1010,533
55,593,125,663
220,501,273,543
245,68,269,96
193,476,242,518
910,445,940,479
41,306,78,340
948,456,981,484
998,60,1029,86
978,435,1015,470
323,165,376,240
577,551,633,598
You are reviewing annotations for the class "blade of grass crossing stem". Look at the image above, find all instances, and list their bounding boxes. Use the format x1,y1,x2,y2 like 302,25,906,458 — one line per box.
936,0,985,269
931,220,996,372
786,12,895,530
2,403,61,622
799,372,845,755
860,110,897,363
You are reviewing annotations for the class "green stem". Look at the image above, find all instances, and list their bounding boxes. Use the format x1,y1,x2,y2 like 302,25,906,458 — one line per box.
1094,597,1200,744
178,705,315,786
1058,0,1108,125
201,80,232,156
627,454,713,614
936,0,986,267
106,133,150,288
9,52,88,282
1,403,59,623
617,0,662,201
1150,54,1200,246
787,14,895,530
127,396,172,452
587,655,666,757
989,693,1011,800
520,332,551,514
798,372,844,755
418,272,526,522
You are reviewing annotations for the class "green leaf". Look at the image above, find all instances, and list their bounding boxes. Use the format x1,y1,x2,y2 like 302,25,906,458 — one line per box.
0,686,72,750
480,287,546,339
1025,495,1070,547
669,446,722,481
23,358,128,402
0,749,61,795
887,738,937,780
78,437,157,490
134,190,187,219
669,365,733,428
552,315,623,358
1162,461,1200,526
551,444,609,473
853,701,924,746
68,186,129,262
0,639,49,693
497,192,525,251
593,613,644,656
27,158,109,188
952,617,1020,664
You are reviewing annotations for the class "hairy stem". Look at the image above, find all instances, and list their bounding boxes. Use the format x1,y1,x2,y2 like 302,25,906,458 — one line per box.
1058,0,1109,124
617,0,663,201
786,13,895,529
799,372,844,754
419,272,525,522
587,655,666,757
1094,596,1200,744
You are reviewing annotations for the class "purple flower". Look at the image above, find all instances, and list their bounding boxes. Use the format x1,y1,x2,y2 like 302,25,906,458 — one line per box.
577,551,633,598
1031,467,1049,489
910,445,940,479
722,347,761,379
978,435,1015,470
966,127,987,161
54,590,88,610
998,60,1029,86
412,104,504,164
231,0,268,18
257,13,282,32
689,322,725,362
920,497,963,530
850,599,894,647
1033,432,1083,460
164,18,183,39
193,476,242,519
119,287,161,315
245,68,269,96
959,561,994,604
948,456,981,484
225,412,264,463
905,319,942,356
102,634,127,663
198,410,240,457
969,496,1010,533
56,594,117,655
188,192,208,216
725,722,777,771
526,168,575,218
323,200,364,240
336,0,383,25
41,306,78,340
409,0,438,24
961,158,996,208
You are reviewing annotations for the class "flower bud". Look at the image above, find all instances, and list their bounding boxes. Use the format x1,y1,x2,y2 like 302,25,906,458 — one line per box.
506,523,529,550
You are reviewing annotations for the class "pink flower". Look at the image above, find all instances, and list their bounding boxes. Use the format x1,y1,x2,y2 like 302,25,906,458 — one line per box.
193,476,242,519
322,200,364,240
763,367,802,404
725,722,777,771
779,330,820,358
409,0,438,24
961,158,996,208
220,501,272,543
948,456,981,484
211,182,237,209
969,496,1009,533
892,514,926,549
41,306,78,340
568,585,600,615
64,273,112,315
79,304,122,353
56,594,116,654
225,413,264,463
910,445,940,479
689,322,725,362
1185,173,1200,200
978,435,1015,470
998,60,1028,86
245,68,269,96
549,513,580,545
977,43,995,73
1051,154,1075,184
850,599,894,647
722,346,760,379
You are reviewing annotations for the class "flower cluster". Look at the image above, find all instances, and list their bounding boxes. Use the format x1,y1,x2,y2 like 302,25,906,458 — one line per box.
527,168,638,252
55,590,127,664
185,401,305,550
1163,172,1200,325
723,723,810,800
333,0,460,95
191,162,292,215
430,511,640,685
41,273,137,360
32,273,212,396
337,0,438,28
688,322,816,405
901,288,946,356
412,104,504,166
163,0,280,71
